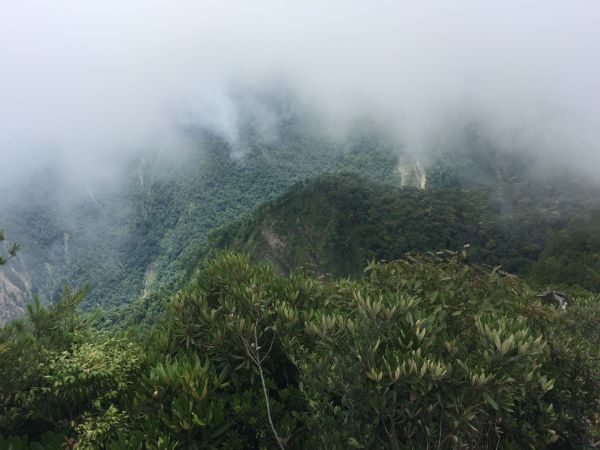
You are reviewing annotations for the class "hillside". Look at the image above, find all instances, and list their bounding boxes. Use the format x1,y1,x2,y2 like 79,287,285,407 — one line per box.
3,120,600,326
0,114,426,322
3,2,600,447
4,139,600,447
210,174,491,276
210,172,600,289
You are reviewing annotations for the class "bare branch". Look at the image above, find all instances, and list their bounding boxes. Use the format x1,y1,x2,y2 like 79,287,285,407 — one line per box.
236,297,285,449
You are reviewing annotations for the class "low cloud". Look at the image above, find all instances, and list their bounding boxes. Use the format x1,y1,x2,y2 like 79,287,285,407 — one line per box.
1,0,599,185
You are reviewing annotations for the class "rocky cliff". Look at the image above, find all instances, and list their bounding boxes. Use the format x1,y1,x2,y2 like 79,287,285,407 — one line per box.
0,257,32,323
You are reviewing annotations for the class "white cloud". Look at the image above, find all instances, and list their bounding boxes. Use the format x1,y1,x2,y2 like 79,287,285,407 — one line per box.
1,0,599,182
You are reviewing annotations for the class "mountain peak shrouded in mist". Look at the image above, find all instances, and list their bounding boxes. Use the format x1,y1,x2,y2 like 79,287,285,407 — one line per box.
1,0,600,187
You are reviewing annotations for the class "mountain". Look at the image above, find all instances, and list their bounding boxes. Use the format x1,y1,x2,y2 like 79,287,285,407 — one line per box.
3,116,600,447
3,89,600,325
0,97,427,322
209,170,600,288
209,174,491,276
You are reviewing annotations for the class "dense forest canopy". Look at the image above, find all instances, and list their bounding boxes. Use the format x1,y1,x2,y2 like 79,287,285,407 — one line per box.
2,145,600,447
2,111,600,447
3,114,600,324
0,106,409,319
2,251,600,448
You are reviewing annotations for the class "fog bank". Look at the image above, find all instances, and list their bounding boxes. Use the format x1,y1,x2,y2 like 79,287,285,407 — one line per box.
1,0,599,186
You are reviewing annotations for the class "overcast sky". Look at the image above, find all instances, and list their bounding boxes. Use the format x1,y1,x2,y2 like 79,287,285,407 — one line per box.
1,0,599,185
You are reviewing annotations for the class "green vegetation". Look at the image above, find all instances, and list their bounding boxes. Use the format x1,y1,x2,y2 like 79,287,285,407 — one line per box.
0,285,143,448
0,228,19,266
530,212,600,291
2,252,600,448
209,174,497,276
3,114,600,448
3,111,599,321
0,118,406,317
209,173,600,287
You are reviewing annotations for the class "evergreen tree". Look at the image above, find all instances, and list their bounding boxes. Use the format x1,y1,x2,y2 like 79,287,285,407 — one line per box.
0,228,19,265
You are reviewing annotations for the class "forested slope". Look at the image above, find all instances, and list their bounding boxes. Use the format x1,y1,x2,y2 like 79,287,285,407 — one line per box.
0,100,417,321
3,97,599,324
3,131,600,447
210,172,600,290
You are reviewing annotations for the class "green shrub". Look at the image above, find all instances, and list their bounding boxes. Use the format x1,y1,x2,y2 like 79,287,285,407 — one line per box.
2,252,599,448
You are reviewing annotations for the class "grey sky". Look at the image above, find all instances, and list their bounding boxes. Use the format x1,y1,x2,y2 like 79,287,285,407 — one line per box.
1,0,599,184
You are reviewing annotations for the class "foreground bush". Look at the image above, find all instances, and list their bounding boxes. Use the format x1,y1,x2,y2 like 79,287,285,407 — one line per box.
1,252,599,448
144,252,600,449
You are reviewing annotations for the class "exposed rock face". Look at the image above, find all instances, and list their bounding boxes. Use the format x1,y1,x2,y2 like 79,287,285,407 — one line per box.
0,258,32,324
398,156,427,189
536,291,568,311
260,227,289,274
143,261,158,299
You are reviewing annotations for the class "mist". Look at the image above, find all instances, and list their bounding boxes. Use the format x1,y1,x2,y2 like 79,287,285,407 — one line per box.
1,0,600,187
